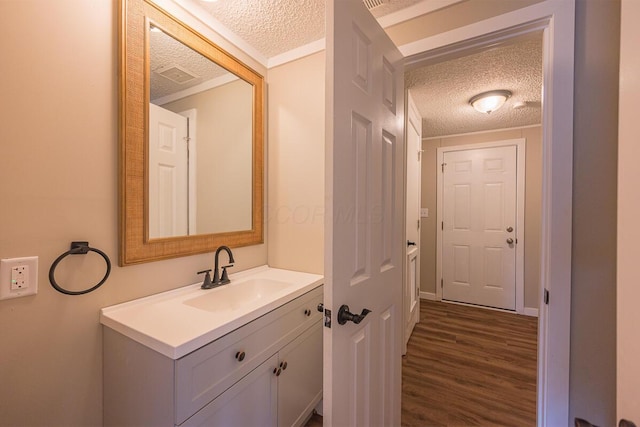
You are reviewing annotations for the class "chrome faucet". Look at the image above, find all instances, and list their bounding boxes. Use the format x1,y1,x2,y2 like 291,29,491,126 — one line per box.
202,245,234,289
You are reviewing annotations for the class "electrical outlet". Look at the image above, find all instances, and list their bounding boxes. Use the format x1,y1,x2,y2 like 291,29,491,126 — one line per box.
0,256,38,300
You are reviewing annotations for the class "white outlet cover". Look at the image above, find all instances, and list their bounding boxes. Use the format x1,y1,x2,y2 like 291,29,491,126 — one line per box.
0,256,38,300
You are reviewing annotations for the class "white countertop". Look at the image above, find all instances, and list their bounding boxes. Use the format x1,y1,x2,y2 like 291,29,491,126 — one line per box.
100,266,323,359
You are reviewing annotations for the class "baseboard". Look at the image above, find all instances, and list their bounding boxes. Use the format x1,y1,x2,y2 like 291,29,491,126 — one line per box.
420,291,436,301
523,307,539,317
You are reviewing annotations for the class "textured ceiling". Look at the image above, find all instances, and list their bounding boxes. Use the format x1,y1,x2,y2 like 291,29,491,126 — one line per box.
198,0,326,58
163,0,542,137
406,35,542,137
150,28,230,102
196,0,424,58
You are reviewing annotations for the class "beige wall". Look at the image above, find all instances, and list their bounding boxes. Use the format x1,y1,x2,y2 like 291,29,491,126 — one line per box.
267,52,326,274
164,79,253,234
0,1,267,426
617,0,638,423
420,126,542,309
569,0,619,424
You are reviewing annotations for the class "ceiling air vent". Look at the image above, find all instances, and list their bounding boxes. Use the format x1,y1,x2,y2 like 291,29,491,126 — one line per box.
363,0,387,10
156,64,199,84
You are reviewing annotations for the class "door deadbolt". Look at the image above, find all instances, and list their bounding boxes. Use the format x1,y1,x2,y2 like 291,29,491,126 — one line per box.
506,226,513,232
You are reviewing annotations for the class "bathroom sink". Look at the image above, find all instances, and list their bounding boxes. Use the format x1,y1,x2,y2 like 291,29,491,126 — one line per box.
183,278,293,312
100,266,323,358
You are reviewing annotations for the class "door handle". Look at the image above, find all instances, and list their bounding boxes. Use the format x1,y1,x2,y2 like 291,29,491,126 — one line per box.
506,238,514,244
506,226,513,233
407,240,416,247
337,304,371,325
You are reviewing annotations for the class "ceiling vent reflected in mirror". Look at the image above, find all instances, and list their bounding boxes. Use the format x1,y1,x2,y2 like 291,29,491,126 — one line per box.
363,0,387,10
156,64,199,85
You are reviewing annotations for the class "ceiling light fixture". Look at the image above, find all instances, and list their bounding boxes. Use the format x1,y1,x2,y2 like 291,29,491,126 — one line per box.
469,90,512,114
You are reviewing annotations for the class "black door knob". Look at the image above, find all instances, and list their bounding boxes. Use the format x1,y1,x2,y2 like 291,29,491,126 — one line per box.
337,304,371,325
317,303,324,312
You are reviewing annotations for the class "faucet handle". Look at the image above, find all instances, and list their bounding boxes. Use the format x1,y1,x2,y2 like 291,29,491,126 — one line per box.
198,269,214,289
220,265,233,284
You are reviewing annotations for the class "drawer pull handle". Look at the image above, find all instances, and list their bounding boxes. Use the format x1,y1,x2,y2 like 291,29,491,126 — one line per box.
280,361,288,370
273,367,282,376
304,309,311,316
235,351,246,362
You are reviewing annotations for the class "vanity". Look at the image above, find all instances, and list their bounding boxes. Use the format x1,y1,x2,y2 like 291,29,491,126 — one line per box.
101,267,323,427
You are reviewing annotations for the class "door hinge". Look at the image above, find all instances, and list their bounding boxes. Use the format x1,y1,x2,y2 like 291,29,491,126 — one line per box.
441,221,444,230
441,278,443,288
417,219,420,230
544,289,549,305
441,162,446,173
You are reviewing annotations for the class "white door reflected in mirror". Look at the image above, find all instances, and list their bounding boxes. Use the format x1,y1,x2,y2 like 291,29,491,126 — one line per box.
149,26,253,238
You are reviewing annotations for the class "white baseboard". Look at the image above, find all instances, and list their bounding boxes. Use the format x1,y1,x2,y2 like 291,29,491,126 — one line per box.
523,307,539,317
420,291,436,301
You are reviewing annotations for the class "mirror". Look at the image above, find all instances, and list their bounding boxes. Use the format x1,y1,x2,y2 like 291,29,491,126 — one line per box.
119,0,264,265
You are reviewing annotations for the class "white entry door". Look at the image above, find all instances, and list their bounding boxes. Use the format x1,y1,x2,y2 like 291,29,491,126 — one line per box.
148,103,189,239
439,142,523,311
404,91,421,353
324,0,405,425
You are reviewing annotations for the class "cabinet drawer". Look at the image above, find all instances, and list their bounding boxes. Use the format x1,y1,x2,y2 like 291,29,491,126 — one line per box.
175,285,323,425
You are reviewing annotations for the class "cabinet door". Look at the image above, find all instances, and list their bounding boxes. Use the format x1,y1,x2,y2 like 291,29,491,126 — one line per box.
277,323,323,427
181,354,278,427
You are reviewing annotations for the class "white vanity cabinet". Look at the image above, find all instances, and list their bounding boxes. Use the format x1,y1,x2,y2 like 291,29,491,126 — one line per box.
103,285,323,427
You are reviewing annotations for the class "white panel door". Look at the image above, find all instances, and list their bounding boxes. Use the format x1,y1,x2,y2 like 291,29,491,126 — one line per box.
442,145,517,310
404,91,421,353
325,0,405,426
148,103,188,238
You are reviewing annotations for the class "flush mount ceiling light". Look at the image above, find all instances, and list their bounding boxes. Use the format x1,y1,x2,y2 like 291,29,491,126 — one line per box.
469,90,512,114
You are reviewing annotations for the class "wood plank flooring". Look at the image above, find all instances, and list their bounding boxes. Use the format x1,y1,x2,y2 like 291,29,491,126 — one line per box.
402,300,538,427
305,299,538,427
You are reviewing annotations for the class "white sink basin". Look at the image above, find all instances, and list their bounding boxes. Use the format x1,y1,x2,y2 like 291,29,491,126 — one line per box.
100,266,323,359
183,279,293,312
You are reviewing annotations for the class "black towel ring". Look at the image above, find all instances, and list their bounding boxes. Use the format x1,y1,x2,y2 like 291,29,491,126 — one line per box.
49,241,111,295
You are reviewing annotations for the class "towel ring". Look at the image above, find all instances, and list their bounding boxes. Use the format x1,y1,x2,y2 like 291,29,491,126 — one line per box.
49,241,111,295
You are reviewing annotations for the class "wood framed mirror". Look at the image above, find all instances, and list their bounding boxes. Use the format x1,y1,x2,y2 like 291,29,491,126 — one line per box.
119,0,264,266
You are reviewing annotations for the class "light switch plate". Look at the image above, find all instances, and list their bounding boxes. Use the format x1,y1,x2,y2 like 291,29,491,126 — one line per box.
420,208,429,218
0,256,38,300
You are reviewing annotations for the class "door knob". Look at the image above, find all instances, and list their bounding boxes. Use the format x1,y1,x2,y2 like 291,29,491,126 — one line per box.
506,238,514,244
337,305,371,325
506,226,513,232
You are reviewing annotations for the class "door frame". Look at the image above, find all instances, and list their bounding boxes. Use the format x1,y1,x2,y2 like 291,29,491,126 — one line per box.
435,139,526,313
400,1,575,424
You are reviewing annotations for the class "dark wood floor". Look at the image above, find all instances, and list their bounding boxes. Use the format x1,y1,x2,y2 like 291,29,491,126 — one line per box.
402,300,538,427
306,299,538,427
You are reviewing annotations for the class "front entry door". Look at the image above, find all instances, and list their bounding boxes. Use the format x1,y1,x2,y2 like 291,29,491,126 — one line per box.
440,144,519,310
324,0,405,425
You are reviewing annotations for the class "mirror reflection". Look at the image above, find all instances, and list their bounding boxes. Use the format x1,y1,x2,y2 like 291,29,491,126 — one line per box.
148,26,253,238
